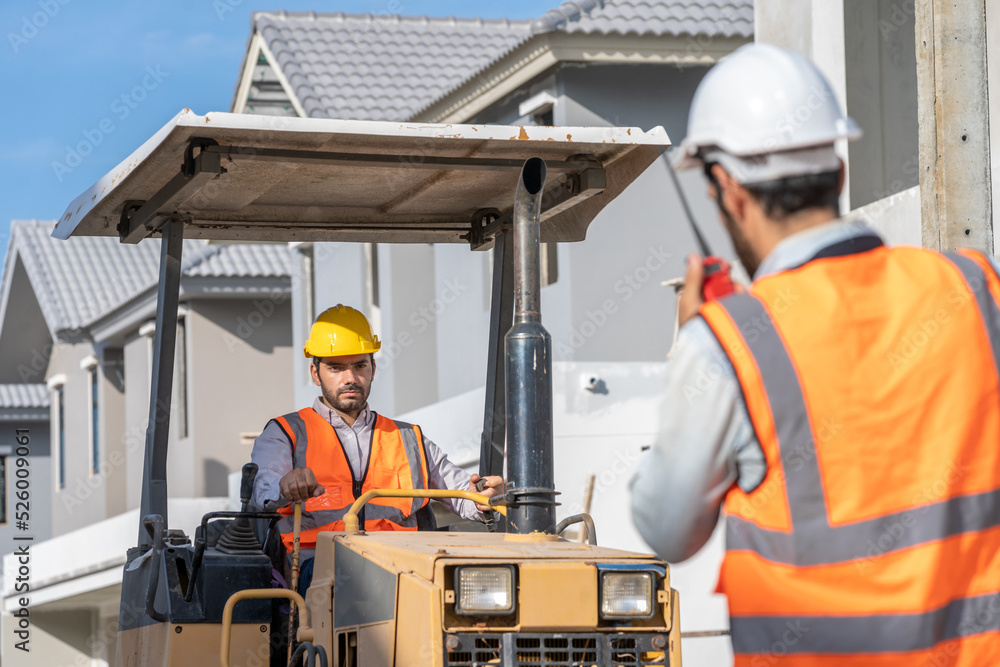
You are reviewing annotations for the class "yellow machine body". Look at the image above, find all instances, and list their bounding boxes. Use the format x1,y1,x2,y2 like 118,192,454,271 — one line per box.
304,530,682,667
116,621,270,667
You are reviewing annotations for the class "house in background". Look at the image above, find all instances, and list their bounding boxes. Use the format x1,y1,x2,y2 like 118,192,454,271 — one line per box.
0,220,296,666
231,1,753,415
0,385,50,544
228,1,753,662
226,0,932,662
0,0,936,663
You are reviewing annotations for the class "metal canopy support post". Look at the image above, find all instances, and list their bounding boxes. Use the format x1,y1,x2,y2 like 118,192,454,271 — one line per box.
119,144,222,244
137,219,184,547
479,229,514,480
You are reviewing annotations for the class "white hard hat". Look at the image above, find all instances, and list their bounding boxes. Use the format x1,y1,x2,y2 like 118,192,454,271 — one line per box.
675,43,862,184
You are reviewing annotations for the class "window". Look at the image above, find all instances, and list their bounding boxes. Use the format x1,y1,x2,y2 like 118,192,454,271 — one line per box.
0,456,7,524
81,356,100,475
139,320,156,381
58,386,65,489
368,243,382,337
540,242,559,287
301,244,315,326
90,367,99,473
48,378,66,491
177,316,188,439
533,108,554,127
519,91,557,127
369,243,380,308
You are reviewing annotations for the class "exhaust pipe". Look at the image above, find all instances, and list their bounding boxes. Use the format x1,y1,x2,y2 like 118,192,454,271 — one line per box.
505,157,557,534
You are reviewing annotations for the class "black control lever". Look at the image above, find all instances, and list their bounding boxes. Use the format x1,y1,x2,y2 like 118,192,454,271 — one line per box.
240,463,258,512
216,463,263,554
186,464,267,601
475,478,498,533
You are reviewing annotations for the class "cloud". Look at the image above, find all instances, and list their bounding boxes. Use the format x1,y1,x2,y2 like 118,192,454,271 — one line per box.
0,137,60,162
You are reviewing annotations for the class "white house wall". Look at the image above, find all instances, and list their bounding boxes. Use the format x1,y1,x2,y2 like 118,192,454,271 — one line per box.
844,0,919,210
185,300,295,496
431,244,492,401
47,342,108,536
100,347,127,519
462,63,735,364
372,243,441,416
0,420,50,551
122,331,150,512
0,258,53,384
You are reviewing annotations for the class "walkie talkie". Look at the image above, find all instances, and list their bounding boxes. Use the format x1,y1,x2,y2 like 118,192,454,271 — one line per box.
664,154,736,301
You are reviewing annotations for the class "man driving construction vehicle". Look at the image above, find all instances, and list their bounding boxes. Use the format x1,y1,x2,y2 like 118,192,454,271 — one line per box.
631,44,1000,664
251,304,503,590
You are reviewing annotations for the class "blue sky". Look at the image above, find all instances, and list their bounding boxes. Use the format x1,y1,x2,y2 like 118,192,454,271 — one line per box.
0,0,549,271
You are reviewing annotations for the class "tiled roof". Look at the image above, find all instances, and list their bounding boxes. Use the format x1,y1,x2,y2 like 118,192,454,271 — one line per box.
532,0,754,38
248,1,752,122
0,384,49,409
6,221,293,336
253,12,534,121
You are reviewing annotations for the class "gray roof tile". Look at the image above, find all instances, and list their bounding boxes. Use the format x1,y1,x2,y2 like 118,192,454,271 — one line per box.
253,11,534,122
6,221,293,336
250,2,751,122
0,384,49,409
534,0,753,38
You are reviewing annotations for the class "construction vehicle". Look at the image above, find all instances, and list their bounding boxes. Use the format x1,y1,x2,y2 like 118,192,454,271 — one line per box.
55,110,680,666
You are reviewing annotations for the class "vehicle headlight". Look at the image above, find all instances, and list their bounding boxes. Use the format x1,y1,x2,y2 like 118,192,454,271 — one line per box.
453,566,516,615
600,571,654,619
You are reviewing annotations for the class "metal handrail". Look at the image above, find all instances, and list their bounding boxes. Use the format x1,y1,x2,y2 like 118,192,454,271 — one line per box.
220,588,313,667
343,489,507,533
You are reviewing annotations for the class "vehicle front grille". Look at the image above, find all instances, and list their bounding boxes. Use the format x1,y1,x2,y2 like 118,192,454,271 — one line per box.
443,632,668,666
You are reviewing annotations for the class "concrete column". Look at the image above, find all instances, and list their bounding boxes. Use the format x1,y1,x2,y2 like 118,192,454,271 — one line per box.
986,1,1000,256
916,0,993,252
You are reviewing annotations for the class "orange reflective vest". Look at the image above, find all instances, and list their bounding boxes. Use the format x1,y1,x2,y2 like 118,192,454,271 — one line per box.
699,236,1000,666
272,408,430,550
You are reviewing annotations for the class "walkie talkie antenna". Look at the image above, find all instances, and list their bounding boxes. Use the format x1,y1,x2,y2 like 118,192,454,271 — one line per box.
660,151,736,301
662,152,712,257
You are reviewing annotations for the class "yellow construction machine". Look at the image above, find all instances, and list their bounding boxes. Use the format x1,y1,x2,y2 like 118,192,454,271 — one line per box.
55,110,679,666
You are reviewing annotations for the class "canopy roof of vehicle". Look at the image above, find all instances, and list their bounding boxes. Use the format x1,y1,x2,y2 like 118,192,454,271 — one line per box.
54,110,669,246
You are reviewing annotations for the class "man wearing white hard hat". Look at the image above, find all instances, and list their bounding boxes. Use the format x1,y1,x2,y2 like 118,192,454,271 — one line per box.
631,44,1000,664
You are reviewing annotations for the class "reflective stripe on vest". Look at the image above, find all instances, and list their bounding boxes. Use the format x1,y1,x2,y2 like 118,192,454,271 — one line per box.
273,409,430,549
699,243,1000,662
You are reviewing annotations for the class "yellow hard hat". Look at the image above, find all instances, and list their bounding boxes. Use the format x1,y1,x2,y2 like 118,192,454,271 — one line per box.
303,305,381,359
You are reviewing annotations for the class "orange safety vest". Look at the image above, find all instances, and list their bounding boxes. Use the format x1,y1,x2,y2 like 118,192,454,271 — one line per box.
699,235,1000,666
272,408,430,550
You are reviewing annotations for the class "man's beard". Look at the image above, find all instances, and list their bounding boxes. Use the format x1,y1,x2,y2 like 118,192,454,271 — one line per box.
322,382,369,414
718,204,761,279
